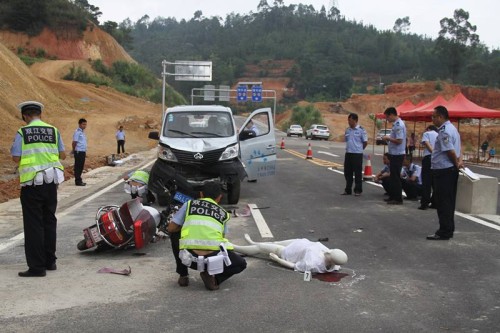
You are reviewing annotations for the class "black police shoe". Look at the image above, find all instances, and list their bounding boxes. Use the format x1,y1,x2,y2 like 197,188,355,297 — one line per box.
18,269,46,277
426,234,450,240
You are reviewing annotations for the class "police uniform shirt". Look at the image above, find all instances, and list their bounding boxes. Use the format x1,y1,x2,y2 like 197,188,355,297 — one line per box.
421,130,438,157
403,163,422,185
172,202,229,233
73,127,87,152
431,120,461,170
116,130,125,140
380,165,390,174
388,118,406,155
10,121,65,186
345,125,368,153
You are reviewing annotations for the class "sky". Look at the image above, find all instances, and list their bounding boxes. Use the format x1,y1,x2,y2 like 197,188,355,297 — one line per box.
90,0,499,49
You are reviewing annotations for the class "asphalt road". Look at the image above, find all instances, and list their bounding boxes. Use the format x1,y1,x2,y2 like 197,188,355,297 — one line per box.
0,135,499,332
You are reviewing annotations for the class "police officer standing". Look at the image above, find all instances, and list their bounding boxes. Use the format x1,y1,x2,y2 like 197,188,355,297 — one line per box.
10,101,66,277
419,125,438,210
382,107,407,205
341,113,368,196
116,125,125,154
427,106,462,240
72,118,87,186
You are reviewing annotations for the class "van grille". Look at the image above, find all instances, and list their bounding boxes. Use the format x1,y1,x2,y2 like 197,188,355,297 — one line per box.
171,147,224,164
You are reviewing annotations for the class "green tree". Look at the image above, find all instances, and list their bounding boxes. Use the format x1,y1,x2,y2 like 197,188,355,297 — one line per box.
393,16,410,33
436,9,480,82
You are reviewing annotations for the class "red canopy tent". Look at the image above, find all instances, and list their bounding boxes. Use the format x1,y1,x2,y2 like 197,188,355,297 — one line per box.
397,99,417,112
414,101,426,108
374,99,415,119
400,93,500,121
400,93,500,162
399,95,448,121
443,93,500,119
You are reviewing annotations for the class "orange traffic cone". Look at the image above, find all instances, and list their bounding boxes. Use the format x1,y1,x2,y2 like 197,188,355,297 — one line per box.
280,138,285,149
363,154,373,180
306,143,313,159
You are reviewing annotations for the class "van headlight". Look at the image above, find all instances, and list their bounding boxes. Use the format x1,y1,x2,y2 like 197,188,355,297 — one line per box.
219,143,239,161
158,145,178,161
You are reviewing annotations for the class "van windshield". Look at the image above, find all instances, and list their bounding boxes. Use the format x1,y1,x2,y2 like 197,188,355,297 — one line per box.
163,111,234,138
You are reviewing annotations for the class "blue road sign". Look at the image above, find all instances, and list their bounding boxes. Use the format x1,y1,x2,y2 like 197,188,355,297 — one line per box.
237,86,248,102
252,85,262,102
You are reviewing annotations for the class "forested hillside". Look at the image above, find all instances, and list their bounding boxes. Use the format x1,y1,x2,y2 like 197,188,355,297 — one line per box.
118,2,500,101
1,1,499,103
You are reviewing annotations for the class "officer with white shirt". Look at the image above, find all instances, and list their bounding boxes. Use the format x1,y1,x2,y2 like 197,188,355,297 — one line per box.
10,101,66,277
382,107,407,204
72,118,87,186
342,113,368,196
401,155,422,200
427,106,462,241
419,125,438,210
116,125,125,154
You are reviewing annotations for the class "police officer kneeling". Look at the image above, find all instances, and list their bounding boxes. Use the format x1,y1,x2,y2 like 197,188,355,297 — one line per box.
167,183,246,290
11,101,66,277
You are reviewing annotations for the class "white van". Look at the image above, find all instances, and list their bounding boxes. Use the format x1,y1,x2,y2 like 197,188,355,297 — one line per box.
148,105,276,204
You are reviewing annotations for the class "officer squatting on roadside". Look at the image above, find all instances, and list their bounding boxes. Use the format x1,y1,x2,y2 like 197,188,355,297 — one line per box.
167,183,246,290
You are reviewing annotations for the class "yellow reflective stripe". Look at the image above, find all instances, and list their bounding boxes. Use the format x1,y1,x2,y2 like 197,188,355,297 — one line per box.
22,147,60,155
180,239,230,248
19,156,35,165
19,161,63,175
183,219,224,233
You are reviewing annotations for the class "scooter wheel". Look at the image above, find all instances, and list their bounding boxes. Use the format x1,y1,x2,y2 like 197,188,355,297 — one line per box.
77,239,89,251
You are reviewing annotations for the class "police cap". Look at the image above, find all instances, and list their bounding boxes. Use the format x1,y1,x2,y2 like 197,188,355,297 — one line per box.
17,101,44,113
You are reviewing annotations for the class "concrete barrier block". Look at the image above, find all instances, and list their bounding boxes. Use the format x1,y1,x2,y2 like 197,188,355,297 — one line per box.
456,173,498,215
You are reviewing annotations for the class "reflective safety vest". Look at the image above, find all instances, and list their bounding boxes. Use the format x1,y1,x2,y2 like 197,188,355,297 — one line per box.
179,198,233,251
129,170,149,185
18,119,64,183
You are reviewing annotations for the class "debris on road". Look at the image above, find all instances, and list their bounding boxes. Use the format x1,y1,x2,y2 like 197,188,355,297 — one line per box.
97,266,132,276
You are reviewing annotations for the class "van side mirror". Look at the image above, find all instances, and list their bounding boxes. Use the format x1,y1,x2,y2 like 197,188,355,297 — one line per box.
148,131,159,140
239,129,256,141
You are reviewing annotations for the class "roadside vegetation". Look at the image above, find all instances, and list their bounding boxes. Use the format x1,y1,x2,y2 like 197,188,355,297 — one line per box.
281,104,323,132
63,60,186,105
16,47,55,66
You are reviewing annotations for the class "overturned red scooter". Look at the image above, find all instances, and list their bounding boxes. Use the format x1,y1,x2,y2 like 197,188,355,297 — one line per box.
77,198,162,252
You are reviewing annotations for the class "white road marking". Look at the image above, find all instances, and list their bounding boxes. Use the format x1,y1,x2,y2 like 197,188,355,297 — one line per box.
455,212,500,231
0,233,24,252
328,167,500,232
318,151,340,158
248,203,274,238
328,168,344,175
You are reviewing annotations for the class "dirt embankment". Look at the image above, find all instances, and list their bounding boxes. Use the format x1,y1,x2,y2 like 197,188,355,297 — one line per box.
0,25,134,66
0,28,160,203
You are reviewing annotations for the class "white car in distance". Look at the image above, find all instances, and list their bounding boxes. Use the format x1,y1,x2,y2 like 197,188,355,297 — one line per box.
287,124,303,137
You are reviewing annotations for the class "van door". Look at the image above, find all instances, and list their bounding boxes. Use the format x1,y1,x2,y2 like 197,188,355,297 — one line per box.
239,108,277,181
